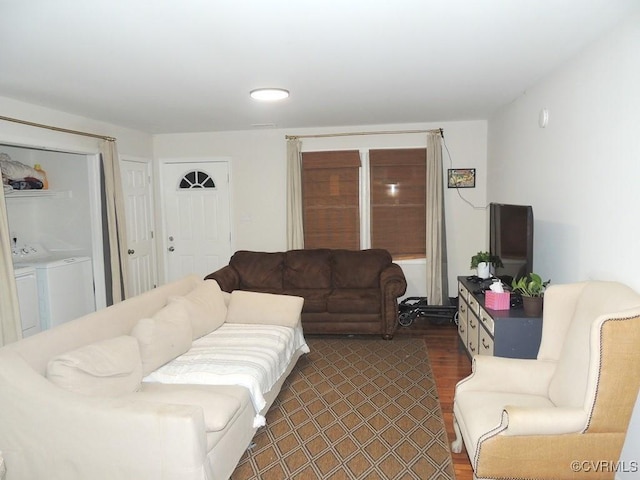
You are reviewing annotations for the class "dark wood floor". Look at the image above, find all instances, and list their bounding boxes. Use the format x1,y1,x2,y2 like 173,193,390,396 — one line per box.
395,318,474,480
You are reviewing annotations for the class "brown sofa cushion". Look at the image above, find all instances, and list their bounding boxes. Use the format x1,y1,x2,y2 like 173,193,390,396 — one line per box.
230,251,284,290
331,249,392,288
327,289,381,314
284,249,332,289
285,288,330,313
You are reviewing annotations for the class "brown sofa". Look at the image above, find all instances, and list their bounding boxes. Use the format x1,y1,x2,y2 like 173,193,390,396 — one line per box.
205,249,407,339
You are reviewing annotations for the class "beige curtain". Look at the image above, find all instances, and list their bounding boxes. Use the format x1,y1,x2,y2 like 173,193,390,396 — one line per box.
101,139,130,302
0,188,22,346
426,132,449,305
286,138,304,249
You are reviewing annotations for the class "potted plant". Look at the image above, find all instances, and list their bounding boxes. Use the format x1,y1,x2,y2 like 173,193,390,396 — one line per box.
511,273,550,316
470,251,503,279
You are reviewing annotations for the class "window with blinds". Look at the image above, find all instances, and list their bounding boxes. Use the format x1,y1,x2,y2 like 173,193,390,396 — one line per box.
369,149,426,259
301,148,426,259
301,150,361,250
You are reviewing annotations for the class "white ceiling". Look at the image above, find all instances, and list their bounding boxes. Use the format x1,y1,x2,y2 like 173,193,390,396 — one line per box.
1,0,638,134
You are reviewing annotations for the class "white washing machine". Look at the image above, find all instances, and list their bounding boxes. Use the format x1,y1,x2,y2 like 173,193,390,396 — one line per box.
14,245,96,330
31,256,96,330
13,266,41,337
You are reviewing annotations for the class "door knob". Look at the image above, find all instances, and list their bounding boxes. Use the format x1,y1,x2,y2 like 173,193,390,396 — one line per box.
168,246,175,252
128,249,135,255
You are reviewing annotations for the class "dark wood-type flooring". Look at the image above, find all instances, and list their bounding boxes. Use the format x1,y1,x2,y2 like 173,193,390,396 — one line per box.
395,319,474,480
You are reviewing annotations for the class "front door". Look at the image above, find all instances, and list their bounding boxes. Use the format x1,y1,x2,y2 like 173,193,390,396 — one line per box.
161,161,231,282
121,157,157,296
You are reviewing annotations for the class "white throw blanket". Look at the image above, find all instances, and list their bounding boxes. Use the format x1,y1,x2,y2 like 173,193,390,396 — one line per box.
144,323,309,427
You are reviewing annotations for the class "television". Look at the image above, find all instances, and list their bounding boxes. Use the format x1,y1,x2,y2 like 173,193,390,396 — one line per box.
489,203,534,283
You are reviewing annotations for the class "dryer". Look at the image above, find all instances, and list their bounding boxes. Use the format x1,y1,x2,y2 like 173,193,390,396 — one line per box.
13,266,41,337
13,244,96,330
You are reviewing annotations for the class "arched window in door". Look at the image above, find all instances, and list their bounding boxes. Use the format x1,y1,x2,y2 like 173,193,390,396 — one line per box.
178,170,216,189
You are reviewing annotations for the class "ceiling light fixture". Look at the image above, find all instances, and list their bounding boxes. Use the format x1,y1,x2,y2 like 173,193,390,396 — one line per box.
250,88,290,101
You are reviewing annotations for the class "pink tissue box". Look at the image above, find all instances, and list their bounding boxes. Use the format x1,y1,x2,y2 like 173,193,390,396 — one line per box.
485,291,511,310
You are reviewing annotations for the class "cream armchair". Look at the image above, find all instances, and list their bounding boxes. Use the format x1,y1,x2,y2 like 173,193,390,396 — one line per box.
451,281,640,479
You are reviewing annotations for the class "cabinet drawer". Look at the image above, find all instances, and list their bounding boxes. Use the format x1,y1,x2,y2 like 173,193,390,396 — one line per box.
467,294,480,316
479,307,495,335
478,324,494,356
467,311,479,355
457,301,468,345
458,282,469,302
467,323,478,356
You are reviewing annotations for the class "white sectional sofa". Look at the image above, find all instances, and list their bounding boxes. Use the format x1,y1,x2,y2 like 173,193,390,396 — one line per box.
0,274,308,480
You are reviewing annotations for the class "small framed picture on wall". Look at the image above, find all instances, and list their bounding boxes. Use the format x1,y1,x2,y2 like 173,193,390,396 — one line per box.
447,168,476,188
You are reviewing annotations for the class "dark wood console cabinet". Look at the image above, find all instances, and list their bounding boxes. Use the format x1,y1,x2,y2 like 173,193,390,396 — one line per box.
457,276,543,359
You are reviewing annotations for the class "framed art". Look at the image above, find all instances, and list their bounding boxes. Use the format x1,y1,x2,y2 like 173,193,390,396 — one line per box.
447,168,476,188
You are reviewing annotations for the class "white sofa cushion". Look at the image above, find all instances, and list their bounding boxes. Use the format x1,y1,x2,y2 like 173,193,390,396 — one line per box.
132,301,193,375
169,279,227,339
134,383,242,432
225,290,304,328
46,335,142,397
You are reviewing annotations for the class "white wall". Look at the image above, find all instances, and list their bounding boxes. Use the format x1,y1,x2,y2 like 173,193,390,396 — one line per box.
0,96,153,157
487,14,640,476
153,120,488,297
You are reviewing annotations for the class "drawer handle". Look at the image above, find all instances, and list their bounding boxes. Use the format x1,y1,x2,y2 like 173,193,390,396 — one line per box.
470,346,476,353
460,326,465,333
482,338,491,349
460,306,466,313
469,320,476,329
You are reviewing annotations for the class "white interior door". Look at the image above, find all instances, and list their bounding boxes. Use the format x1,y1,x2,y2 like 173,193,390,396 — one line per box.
121,157,157,296
162,161,231,282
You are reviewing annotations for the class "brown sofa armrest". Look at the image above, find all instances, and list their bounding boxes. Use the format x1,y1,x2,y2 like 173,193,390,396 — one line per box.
204,266,240,293
379,263,408,339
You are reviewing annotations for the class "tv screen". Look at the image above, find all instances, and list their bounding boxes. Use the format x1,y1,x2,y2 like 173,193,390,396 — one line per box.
489,203,533,283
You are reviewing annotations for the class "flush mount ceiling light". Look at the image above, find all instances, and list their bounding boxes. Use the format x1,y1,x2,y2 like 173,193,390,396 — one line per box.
250,88,290,101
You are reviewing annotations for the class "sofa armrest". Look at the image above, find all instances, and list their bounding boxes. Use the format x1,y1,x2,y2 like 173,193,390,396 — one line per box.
379,263,408,338
379,263,408,297
205,265,240,292
499,406,588,436
0,353,208,480
456,355,556,396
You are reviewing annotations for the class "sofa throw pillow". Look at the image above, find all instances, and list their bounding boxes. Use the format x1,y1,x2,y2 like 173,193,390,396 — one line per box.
46,335,142,397
225,290,304,328
131,301,193,376
169,279,228,339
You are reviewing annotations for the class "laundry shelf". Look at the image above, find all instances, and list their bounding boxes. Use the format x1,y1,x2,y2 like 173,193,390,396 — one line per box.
3,190,71,200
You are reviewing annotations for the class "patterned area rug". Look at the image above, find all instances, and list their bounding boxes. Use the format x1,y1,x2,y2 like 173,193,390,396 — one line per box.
231,336,456,479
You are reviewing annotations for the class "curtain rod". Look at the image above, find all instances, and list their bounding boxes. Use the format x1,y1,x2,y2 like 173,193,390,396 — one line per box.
0,115,116,142
285,128,443,140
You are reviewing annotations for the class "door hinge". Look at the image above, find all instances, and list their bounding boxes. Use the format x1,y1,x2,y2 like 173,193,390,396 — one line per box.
151,231,154,239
